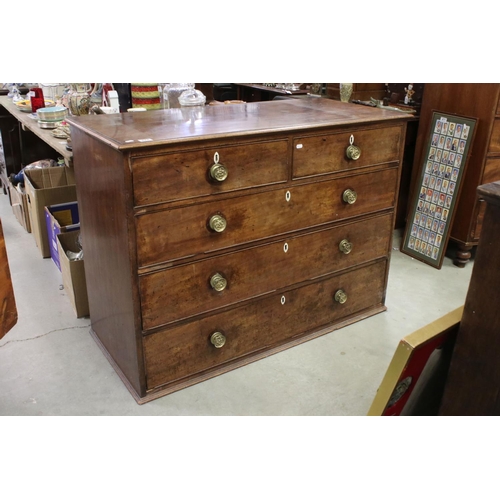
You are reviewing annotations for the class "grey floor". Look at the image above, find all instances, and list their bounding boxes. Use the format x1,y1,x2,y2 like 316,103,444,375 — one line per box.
0,192,474,416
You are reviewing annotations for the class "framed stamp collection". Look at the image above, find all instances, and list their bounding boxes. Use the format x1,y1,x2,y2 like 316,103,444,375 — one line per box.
401,112,477,269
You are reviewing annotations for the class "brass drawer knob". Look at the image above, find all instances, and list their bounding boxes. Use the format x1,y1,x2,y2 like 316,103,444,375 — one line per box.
210,273,227,292
334,289,347,304
339,239,353,254
210,331,226,348
209,163,228,182
209,214,227,232
342,189,357,205
346,144,361,160
346,134,361,160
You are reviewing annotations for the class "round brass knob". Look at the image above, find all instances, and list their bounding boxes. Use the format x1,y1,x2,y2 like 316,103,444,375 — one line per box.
346,144,361,160
334,289,348,304
210,331,226,348
209,214,227,232
209,163,228,182
210,273,227,292
339,239,353,254
342,189,357,205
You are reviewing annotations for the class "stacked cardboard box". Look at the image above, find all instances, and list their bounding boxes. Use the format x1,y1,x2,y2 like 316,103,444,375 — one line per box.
24,166,77,258
57,230,89,318
45,201,80,271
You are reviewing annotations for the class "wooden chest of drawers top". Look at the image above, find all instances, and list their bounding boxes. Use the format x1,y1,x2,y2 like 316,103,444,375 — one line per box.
66,98,410,151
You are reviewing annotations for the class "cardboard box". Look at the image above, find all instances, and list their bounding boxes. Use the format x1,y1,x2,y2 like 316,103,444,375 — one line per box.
8,180,31,233
45,201,80,271
24,166,77,258
57,231,89,318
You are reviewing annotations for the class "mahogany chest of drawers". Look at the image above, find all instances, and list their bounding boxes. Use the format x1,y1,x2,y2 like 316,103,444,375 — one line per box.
67,99,409,403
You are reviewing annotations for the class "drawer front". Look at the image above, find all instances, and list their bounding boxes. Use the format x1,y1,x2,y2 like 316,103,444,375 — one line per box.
132,140,289,206
293,126,401,178
140,213,393,330
136,168,398,268
144,259,387,390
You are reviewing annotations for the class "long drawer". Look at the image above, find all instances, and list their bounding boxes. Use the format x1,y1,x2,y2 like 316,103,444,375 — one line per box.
292,126,401,178
143,259,388,390
139,213,393,330
135,167,398,268
131,139,289,206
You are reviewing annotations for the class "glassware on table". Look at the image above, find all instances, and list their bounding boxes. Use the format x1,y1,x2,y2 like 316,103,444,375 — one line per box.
166,83,194,109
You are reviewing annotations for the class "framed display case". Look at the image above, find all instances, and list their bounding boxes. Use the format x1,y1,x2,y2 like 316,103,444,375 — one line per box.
401,112,477,268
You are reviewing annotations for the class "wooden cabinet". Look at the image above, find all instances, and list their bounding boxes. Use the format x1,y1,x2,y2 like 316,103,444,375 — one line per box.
0,103,22,195
439,181,500,415
234,84,309,102
411,84,500,266
326,84,387,102
67,99,410,403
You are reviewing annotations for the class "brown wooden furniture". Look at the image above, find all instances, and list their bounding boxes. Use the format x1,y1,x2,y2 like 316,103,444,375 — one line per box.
326,84,387,102
0,100,23,195
67,99,410,404
0,96,73,197
439,181,500,415
410,84,500,266
0,97,73,165
234,84,309,102
0,218,17,339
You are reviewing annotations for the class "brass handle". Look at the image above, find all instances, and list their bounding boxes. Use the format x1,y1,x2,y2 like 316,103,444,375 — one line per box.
209,214,227,232
334,289,348,304
210,331,226,348
342,189,357,205
209,163,228,182
210,273,227,292
346,144,361,160
339,239,353,254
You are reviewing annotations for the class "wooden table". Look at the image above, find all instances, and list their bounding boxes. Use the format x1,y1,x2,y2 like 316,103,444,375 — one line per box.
0,96,73,196
234,83,310,102
0,96,73,162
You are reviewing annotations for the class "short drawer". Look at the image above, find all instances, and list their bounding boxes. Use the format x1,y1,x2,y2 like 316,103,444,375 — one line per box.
143,259,387,390
293,126,401,178
135,167,398,268
131,140,289,206
139,212,393,330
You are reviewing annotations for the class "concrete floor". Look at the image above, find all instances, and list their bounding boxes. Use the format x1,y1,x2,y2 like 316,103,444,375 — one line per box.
0,191,474,415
